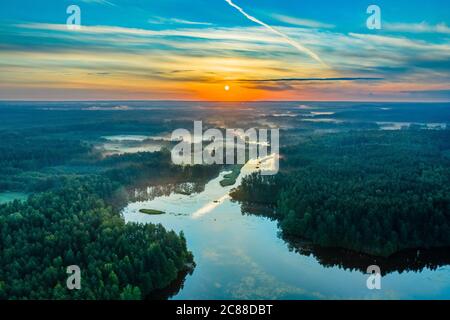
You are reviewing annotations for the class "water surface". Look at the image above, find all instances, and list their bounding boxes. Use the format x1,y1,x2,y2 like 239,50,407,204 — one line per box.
122,167,450,300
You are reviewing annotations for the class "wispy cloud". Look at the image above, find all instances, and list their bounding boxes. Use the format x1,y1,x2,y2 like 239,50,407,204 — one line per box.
240,77,385,92
271,14,334,29
223,0,325,65
2,17,449,101
384,21,450,34
401,89,450,97
148,16,213,26
239,77,384,82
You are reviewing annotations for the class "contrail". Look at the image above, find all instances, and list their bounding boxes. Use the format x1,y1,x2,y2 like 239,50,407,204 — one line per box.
224,0,325,65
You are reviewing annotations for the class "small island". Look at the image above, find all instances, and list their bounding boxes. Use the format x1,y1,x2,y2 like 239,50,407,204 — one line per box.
219,165,243,187
139,208,166,215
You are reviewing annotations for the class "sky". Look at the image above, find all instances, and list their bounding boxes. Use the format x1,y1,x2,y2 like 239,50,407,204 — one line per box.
0,0,449,101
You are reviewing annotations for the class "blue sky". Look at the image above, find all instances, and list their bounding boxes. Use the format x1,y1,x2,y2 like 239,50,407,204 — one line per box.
0,0,449,101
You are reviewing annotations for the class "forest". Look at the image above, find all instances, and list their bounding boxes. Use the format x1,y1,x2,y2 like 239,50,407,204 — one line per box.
0,175,194,299
0,128,222,299
1,101,450,298
231,129,450,256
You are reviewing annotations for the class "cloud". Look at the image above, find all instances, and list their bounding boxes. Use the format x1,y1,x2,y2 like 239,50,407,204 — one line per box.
239,77,384,82
271,14,334,29
3,18,449,101
11,22,450,72
401,89,450,98
243,83,295,91
148,16,213,26
348,33,430,49
14,23,284,45
241,77,384,92
384,22,450,34
223,0,325,65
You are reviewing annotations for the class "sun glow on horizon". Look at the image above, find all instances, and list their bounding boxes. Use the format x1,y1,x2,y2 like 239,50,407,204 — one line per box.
0,1,448,102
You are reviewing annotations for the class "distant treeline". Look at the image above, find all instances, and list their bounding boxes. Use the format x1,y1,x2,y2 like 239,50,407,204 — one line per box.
0,131,221,194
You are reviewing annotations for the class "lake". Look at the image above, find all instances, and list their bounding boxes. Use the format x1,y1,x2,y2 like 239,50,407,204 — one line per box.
122,159,450,300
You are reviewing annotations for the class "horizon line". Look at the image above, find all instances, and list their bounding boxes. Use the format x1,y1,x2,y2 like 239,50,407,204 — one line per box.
0,99,449,103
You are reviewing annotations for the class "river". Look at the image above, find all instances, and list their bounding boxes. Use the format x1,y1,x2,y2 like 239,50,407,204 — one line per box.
122,160,450,300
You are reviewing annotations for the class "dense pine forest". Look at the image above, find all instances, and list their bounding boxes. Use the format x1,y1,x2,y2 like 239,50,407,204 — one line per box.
0,129,221,299
1,101,450,298
0,174,195,299
231,129,450,256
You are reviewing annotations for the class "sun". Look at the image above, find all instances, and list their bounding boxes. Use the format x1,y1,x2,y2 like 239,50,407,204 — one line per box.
224,85,230,91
